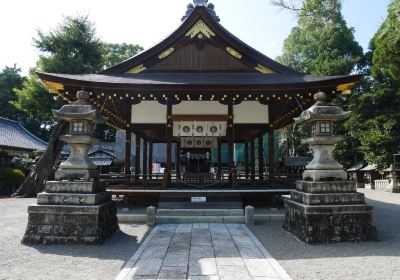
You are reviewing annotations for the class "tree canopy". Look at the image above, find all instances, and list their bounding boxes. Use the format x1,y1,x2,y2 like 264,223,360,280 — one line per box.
371,0,400,82
11,15,143,141
276,0,363,75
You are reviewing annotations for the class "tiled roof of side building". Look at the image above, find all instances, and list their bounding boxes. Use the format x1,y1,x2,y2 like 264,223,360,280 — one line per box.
0,117,47,151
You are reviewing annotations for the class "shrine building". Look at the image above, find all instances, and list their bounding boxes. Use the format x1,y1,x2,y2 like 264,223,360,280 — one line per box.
36,0,361,203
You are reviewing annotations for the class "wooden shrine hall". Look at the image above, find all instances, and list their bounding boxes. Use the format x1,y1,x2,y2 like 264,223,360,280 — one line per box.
37,1,361,195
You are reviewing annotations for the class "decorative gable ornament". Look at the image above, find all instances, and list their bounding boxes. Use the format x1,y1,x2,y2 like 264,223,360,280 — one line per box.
185,20,216,39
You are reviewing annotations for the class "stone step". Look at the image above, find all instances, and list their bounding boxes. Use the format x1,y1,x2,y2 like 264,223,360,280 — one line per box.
158,201,243,209
157,208,244,216
155,215,245,224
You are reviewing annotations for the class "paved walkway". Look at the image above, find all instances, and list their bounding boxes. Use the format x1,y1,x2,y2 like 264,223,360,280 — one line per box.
116,223,292,280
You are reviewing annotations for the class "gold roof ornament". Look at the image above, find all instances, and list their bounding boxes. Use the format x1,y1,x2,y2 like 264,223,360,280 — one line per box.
337,82,355,94
43,81,64,94
158,47,175,60
226,47,242,59
255,64,275,74
126,64,146,74
186,20,216,39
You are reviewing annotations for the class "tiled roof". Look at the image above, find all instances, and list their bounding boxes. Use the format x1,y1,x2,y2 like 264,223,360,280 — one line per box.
88,142,116,154
90,158,113,166
283,157,311,167
0,117,47,151
63,142,116,155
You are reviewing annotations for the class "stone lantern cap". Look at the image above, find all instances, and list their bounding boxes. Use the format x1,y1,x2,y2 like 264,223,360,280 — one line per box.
52,90,108,123
294,92,351,124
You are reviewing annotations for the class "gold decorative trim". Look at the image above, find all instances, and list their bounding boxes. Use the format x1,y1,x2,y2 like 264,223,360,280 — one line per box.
126,64,146,74
226,47,242,59
43,81,64,94
185,20,216,39
337,82,355,94
158,47,175,60
255,64,275,74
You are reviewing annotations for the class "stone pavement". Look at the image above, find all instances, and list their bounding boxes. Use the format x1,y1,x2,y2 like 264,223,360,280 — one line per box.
116,223,292,280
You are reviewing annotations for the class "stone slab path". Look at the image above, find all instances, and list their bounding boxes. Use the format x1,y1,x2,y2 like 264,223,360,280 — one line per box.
116,223,292,280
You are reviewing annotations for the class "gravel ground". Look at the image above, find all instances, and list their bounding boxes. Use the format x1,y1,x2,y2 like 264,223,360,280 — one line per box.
249,189,400,280
1,189,399,280
0,197,150,280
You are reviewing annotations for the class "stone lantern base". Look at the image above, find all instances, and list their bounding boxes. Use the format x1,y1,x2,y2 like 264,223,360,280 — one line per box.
283,181,378,243
22,180,118,245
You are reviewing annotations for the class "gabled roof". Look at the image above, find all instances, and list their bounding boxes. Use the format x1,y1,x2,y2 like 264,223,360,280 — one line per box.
0,117,47,152
100,5,300,75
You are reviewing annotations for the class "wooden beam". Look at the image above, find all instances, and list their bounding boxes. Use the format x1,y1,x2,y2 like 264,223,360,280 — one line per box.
149,141,153,178
143,139,148,179
228,102,234,184
268,129,275,179
176,142,181,179
251,139,255,181
124,130,131,175
258,134,264,180
170,114,229,122
135,134,141,180
217,138,222,175
245,141,249,179
165,101,173,187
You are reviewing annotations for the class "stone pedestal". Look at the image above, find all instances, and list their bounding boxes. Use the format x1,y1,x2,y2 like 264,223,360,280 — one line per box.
283,181,378,243
22,180,118,245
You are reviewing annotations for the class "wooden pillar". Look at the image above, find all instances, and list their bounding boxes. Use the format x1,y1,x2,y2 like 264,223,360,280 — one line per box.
228,102,234,184
176,142,181,179
245,142,249,179
217,138,222,176
251,139,255,181
135,134,141,180
149,141,153,179
268,129,275,179
258,134,264,180
124,130,131,176
165,101,173,187
143,139,148,179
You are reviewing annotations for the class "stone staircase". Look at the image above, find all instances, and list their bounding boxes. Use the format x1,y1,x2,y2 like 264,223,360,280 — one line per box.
156,193,245,223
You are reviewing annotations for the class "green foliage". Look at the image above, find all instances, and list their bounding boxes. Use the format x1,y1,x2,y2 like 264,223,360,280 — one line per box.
0,168,25,192
341,87,400,168
0,66,26,120
371,0,400,81
277,0,363,75
12,14,143,141
279,124,311,158
35,15,104,74
102,43,143,69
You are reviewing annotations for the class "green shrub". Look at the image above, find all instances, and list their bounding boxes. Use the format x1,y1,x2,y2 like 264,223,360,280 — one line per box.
0,168,25,192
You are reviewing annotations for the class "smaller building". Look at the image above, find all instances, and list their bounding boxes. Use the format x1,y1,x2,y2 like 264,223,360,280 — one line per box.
281,157,311,174
0,117,47,168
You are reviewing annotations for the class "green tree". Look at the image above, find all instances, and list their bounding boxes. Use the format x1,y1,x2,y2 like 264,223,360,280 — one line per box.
102,43,143,69
13,15,143,196
334,0,400,169
276,0,363,75
275,0,363,160
0,65,25,120
371,0,400,83
35,15,104,74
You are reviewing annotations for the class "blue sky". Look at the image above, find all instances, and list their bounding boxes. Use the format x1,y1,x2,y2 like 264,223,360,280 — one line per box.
0,0,391,75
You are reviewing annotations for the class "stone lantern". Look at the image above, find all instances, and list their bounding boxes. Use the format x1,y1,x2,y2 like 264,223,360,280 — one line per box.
283,92,378,243
52,90,107,181
22,90,118,245
296,91,350,182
